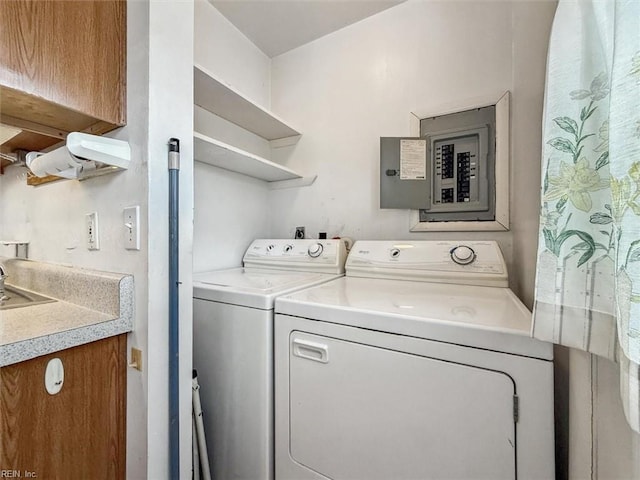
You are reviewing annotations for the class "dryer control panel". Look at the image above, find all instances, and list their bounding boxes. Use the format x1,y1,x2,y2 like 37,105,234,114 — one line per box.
244,239,347,274
346,240,507,287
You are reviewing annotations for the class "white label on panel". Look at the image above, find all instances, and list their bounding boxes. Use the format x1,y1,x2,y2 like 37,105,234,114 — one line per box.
400,139,426,180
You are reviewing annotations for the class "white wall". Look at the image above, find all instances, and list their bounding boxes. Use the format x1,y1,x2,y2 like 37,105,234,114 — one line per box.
269,0,524,284
570,350,640,479
0,1,194,478
193,165,269,271
193,0,273,270
593,357,640,478
146,2,194,479
195,0,270,107
510,1,558,307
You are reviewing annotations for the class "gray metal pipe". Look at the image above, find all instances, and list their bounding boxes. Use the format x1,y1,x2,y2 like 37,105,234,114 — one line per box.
168,138,180,478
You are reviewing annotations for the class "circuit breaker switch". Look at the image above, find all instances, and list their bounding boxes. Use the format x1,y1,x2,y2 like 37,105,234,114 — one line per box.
431,126,488,213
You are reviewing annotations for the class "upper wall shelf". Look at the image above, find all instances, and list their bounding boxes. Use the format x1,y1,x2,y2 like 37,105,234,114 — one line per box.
194,64,300,141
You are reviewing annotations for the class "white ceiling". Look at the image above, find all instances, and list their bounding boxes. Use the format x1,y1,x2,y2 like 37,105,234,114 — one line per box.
209,0,405,58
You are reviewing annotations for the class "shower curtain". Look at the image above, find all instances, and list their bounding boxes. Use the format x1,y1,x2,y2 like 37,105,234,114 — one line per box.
532,0,640,432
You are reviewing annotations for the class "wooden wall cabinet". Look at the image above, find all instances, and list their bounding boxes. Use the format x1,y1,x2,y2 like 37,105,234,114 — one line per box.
0,335,127,479
0,0,127,177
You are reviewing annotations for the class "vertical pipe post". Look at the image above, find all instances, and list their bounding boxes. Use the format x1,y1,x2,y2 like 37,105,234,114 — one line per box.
168,138,181,479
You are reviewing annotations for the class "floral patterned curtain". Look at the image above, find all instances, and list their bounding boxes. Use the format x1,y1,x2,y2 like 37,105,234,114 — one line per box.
532,0,640,432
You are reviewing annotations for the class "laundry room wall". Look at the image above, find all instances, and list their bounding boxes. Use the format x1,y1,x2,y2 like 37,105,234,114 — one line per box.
569,350,640,479
193,0,272,271
268,0,554,307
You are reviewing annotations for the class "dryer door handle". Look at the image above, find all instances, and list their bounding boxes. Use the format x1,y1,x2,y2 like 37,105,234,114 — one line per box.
292,338,329,364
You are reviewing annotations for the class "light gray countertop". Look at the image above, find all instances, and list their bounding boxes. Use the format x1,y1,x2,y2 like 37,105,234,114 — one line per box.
0,257,134,366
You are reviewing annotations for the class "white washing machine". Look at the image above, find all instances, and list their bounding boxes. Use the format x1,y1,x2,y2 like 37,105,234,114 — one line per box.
193,239,347,480
274,240,555,480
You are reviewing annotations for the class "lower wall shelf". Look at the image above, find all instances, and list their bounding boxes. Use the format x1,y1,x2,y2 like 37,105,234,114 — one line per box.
194,131,302,182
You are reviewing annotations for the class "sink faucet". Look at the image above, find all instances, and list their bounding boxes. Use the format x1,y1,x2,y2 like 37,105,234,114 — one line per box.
0,264,6,300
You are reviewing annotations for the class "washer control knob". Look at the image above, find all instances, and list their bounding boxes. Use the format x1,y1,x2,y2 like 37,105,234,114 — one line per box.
308,242,324,258
283,244,294,253
266,244,276,253
450,245,476,265
390,248,401,259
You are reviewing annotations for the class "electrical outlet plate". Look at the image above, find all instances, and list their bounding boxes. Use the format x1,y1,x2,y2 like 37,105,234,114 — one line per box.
124,206,140,250
295,226,305,239
86,212,99,250
130,348,142,371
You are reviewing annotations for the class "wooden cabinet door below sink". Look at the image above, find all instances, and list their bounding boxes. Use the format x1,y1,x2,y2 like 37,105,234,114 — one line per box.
0,335,127,480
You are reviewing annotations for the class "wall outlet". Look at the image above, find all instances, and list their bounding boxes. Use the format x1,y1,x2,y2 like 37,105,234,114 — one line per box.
86,212,99,250
130,348,143,371
295,226,305,239
123,206,140,250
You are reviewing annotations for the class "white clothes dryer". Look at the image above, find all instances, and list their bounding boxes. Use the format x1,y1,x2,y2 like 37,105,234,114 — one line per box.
274,240,554,480
193,239,347,480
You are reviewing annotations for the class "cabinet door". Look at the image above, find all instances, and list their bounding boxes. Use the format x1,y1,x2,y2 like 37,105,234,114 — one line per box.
0,0,126,127
0,335,127,480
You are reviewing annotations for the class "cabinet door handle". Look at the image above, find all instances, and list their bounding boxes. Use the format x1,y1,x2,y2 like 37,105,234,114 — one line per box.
292,338,329,363
45,358,65,395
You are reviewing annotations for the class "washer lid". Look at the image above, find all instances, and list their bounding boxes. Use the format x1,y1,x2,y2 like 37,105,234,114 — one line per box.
275,277,552,359
193,267,343,309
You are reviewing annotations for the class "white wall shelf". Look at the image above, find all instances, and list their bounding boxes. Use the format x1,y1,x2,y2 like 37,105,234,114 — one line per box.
194,64,301,141
194,132,303,182
193,63,313,187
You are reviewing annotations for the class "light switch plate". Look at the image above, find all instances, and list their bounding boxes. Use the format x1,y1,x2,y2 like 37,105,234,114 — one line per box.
124,206,140,250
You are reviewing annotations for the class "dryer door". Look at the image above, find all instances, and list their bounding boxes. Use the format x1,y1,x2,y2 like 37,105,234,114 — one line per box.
289,331,516,480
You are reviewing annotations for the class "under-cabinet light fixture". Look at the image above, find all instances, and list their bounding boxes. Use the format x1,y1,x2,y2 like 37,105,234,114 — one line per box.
26,132,131,180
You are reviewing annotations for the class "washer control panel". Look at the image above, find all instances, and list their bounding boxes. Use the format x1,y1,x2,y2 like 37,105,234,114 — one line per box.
346,240,507,287
244,239,347,274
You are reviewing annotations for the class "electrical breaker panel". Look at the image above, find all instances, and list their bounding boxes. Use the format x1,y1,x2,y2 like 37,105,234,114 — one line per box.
380,105,495,222
430,126,489,213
